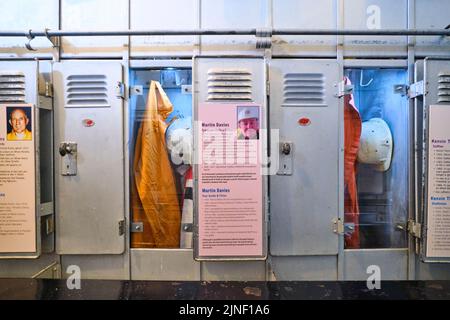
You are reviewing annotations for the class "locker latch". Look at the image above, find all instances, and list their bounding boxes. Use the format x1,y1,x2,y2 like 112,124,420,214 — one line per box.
59,142,77,176
407,220,421,238
115,81,126,99
335,81,353,97
277,142,293,175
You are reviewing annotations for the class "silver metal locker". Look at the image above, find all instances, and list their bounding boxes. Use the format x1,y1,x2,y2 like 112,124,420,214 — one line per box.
53,61,125,255
193,56,267,280
416,57,450,263
0,60,58,278
269,59,341,256
0,61,40,258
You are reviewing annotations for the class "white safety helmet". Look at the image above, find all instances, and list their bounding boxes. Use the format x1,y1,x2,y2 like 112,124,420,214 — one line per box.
166,117,192,166
357,118,393,172
237,107,259,122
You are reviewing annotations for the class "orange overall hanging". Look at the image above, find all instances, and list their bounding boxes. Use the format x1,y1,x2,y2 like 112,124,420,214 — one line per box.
131,81,181,248
343,77,362,249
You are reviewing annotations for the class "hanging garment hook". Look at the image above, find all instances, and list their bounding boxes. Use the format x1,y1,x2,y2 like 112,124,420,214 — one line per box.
25,29,37,51
44,28,60,48
360,69,373,87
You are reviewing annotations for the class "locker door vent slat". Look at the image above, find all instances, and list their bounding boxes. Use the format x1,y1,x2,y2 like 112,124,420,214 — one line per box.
0,71,26,103
438,72,450,104
207,68,253,101
66,74,109,108
283,73,326,107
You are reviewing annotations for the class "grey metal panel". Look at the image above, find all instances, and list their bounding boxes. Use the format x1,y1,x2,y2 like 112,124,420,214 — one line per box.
0,253,59,278
194,57,266,105
130,0,199,57
421,57,450,262
54,61,125,255
344,59,408,68
200,0,268,55
0,0,59,58
414,59,424,234
269,59,341,256
61,254,129,280
344,249,408,280
270,256,337,280
272,0,337,57
60,0,128,57
415,0,450,57
131,249,200,280
0,61,37,105
201,261,266,281
415,257,450,280
343,0,407,57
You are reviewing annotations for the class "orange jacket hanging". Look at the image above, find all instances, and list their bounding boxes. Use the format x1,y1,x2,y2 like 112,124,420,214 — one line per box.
131,81,181,248
343,76,362,249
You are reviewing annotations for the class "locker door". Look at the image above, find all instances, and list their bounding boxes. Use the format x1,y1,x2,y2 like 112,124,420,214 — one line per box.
53,61,125,254
193,56,268,261
417,57,450,263
0,61,53,259
269,59,342,256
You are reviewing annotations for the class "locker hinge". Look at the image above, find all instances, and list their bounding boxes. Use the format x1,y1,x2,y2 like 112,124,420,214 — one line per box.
130,222,143,233
332,218,355,235
407,220,422,238
335,81,353,98
407,80,425,98
266,80,270,95
332,218,344,234
38,81,53,97
115,81,126,99
118,220,126,236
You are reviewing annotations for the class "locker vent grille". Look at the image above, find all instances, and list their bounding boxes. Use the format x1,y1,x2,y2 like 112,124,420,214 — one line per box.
0,71,26,103
207,68,252,101
66,74,109,107
283,73,325,107
438,72,450,104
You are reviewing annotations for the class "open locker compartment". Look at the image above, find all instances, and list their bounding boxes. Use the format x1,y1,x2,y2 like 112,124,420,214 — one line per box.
343,66,409,250
342,62,410,280
415,57,450,264
128,61,200,280
53,60,125,255
193,56,268,264
0,60,54,262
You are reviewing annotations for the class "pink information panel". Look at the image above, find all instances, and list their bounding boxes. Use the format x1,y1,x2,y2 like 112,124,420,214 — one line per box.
197,103,263,258
0,104,36,254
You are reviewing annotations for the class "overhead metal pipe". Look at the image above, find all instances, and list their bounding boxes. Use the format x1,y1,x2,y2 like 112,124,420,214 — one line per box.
1,28,450,37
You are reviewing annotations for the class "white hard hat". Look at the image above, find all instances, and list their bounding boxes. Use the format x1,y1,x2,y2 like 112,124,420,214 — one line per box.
166,117,192,165
357,118,393,172
237,107,258,122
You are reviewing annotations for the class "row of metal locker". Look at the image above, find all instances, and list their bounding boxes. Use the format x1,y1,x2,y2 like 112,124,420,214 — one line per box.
0,56,450,280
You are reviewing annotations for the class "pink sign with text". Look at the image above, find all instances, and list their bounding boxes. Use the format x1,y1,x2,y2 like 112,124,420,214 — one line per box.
198,103,263,257
0,104,36,254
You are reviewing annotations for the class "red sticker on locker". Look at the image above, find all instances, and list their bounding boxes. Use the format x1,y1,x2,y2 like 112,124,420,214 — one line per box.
298,118,311,126
82,119,95,127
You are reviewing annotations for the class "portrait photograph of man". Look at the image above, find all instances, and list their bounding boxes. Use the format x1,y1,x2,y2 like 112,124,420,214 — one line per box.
6,106,32,141
236,106,259,140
